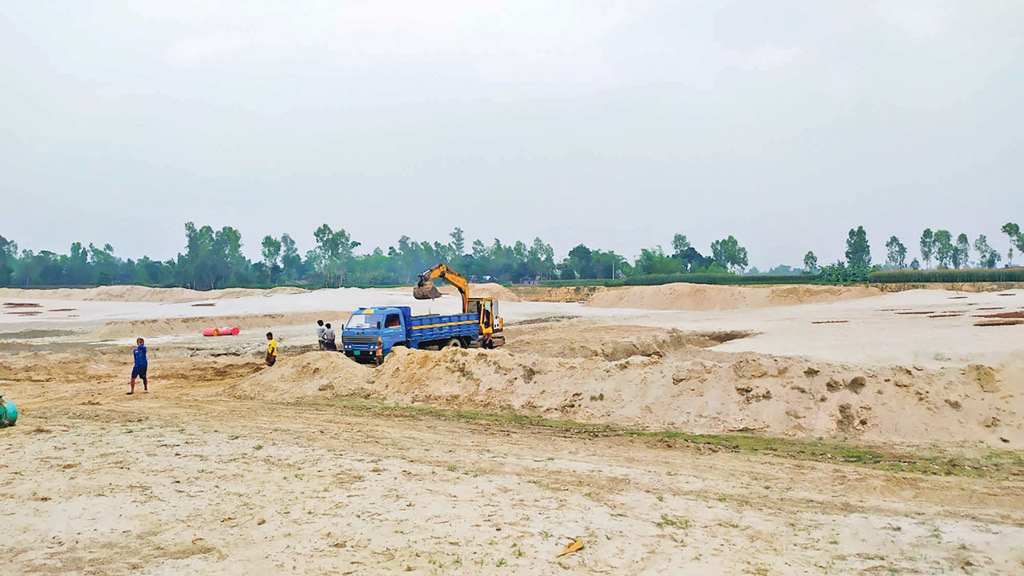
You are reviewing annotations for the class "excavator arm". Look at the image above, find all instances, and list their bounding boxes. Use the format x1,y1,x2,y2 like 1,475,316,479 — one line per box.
414,264,470,313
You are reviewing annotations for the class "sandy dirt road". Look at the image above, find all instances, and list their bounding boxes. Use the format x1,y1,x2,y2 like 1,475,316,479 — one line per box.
5,386,1024,576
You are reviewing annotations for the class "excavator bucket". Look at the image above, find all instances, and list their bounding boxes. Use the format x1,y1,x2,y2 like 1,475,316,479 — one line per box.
413,280,443,300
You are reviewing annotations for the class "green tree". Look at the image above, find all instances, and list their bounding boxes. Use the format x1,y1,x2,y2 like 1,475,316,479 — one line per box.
951,233,970,269
710,236,748,273
974,235,1002,269
671,234,691,257
280,233,302,281
635,246,678,275
65,242,93,284
88,243,119,286
178,222,221,289
16,249,64,286
1002,222,1020,264
884,236,907,269
845,226,871,268
261,235,282,282
803,251,818,274
560,244,593,279
214,227,246,285
675,247,713,273
176,223,249,289
312,224,355,287
933,230,954,268
919,229,934,269
592,249,628,279
449,227,466,257
0,235,19,286
526,237,555,280
135,256,168,285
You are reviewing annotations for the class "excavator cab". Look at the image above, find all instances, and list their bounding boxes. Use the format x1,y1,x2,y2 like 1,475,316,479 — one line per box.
413,264,504,345
467,298,496,334
469,297,503,347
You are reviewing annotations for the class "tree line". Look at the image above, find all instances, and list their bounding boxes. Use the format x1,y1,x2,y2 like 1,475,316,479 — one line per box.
0,224,748,289
809,223,1019,270
1,222,1020,289
799,223,1023,283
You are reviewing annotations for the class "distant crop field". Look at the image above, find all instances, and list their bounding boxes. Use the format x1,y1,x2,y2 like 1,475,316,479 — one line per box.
868,268,1024,283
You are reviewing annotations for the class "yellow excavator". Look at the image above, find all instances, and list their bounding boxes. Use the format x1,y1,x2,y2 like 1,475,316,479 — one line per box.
413,263,504,347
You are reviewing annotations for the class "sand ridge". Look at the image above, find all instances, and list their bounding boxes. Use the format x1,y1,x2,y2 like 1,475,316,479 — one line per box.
217,327,1019,447
586,282,883,310
0,285,307,303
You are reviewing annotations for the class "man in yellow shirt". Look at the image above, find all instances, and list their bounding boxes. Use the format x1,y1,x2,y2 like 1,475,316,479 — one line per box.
265,332,277,366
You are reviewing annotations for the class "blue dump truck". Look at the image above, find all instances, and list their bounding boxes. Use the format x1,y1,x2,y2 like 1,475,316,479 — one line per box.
341,306,491,363
341,264,505,364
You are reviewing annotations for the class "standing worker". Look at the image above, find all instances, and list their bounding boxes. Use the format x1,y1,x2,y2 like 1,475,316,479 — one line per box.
266,332,277,366
316,319,326,350
480,307,494,349
128,337,148,394
323,323,337,351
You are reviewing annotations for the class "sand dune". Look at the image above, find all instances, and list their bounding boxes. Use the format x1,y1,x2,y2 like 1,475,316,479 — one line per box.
586,283,883,310
0,285,306,303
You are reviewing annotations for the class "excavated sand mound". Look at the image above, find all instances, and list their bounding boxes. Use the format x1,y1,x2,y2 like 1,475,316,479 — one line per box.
222,329,1020,447
586,283,883,311
228,351,372,400
469,283,520,302
0,285,307,303
426,283,520,302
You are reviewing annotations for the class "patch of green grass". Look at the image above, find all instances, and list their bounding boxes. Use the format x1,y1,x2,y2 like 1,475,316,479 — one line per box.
625,430,1024,479
313,396,1024,480
656,514,690,530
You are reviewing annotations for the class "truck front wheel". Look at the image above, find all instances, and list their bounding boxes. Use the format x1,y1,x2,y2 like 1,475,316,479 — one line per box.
446,338,463,348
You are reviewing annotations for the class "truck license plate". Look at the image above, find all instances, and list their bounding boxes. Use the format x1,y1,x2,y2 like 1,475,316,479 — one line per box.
353,351,360,355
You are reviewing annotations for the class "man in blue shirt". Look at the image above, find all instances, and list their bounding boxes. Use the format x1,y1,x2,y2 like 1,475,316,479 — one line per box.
129,337,148,395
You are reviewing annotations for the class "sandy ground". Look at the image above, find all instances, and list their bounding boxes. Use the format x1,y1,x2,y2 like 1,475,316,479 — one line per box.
2,284,1023,574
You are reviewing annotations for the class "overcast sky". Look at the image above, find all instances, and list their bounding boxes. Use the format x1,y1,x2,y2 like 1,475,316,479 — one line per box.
1,1,1021,268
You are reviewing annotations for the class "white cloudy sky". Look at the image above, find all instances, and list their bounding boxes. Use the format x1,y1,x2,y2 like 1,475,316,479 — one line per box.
1,1,1021,267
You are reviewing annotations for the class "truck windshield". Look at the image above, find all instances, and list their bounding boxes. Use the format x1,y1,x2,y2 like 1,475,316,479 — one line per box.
346,313,384,329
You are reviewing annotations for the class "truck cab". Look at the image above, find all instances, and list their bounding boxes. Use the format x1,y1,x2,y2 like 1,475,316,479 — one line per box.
341,306,413,362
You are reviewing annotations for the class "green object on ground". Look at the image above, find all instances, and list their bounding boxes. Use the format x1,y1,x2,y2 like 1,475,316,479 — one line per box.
0,394,18,427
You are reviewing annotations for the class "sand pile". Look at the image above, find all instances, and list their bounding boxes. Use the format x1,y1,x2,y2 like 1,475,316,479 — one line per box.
470,283,520,302
506,323,750,361
219,324,1020,447
586,283,883,311
0,285,307,303
227,351,372,400
423,283,521,302
357,346,1019,446
90,311,349,340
